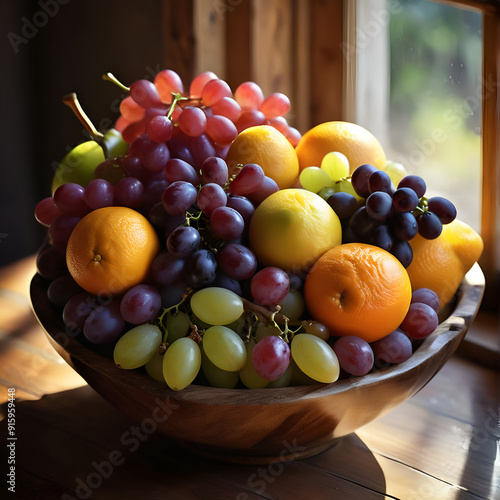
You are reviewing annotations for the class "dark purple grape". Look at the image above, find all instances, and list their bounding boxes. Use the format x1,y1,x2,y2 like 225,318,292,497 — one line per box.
120,284,162,325
36,245,67,280
371,329,413,365
47,274,83,307
349,206,380,239
62,292,96,333
184,249,217,288
212,271,243,296
129,134,169,172
129,79,162,108
365,191,393,221
167,225,201,258
201,156,229,186
53,183,89,217
411,288,440,313
161,181,197,216
392,211,418,241
400,303,439,339
370,225,393,251
417,211,443,239
148,202,169,228
151,251,185,285
165,158,199,184
189,133,217,169
390,239,413,268
48,214,81,250
327,192,359,220
392,187,419,212
368,170,395,195
333,336,374,377
114,177,144,209
84,179,114,209
427,197,457,224
218,243,257,280
83,300,125,344
197,183,227,216
226,195,255,228
247,176,279,203
398,175,426,198
210,206,245,240
159,279,189,309
351,164,377,198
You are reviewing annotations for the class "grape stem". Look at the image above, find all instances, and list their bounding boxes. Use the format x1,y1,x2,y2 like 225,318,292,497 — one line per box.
62,93,110,156
102,72,130,93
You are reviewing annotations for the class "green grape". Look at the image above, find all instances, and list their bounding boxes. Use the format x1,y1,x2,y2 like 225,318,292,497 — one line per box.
336,178,364,201
162,337,201,391
279,289,305,321
190,287,244,326
145,350,165,382
203,325,247,372
291,334,340,384
317,186,337,201
225,314,248,336
201,347,239,388
165,310,191,342
239,341,269,389
383,161,408,188
267,360,293,388
254,321,281,342
113,324,162,370
299,166,334,193
321,151,349,181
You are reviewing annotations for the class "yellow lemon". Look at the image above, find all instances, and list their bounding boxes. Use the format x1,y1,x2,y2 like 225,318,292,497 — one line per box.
407,218,483,310
249,189,342,273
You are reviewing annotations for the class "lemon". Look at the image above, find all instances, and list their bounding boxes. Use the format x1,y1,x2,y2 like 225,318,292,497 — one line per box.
249,189,342,273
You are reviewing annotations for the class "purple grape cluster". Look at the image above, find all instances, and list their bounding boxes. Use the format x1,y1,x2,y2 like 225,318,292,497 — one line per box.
332,164,457,267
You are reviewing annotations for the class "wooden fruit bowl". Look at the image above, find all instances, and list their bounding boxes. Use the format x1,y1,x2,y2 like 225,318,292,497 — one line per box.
30,264,485,464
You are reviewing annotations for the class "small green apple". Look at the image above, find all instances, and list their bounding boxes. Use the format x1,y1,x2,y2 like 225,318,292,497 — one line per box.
51,128,128,193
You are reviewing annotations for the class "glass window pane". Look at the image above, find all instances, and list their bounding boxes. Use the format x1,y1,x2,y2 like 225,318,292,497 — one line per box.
387,0,482,231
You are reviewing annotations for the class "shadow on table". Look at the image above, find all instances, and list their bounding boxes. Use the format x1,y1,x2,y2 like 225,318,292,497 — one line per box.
1,385,388,500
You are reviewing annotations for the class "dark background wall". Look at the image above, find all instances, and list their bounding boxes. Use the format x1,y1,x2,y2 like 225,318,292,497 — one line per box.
0,0,168,266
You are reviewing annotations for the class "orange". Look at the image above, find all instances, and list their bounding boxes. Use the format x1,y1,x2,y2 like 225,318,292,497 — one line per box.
407,219,483,311
295,121,386,174
248,189,342,273
66,207,160,296
225,125,299,189
304,243,411,342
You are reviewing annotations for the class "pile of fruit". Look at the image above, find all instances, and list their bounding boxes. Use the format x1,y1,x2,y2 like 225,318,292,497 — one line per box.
34,69,484,391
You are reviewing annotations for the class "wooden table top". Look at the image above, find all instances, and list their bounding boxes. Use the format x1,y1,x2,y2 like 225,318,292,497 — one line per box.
0,256,498,500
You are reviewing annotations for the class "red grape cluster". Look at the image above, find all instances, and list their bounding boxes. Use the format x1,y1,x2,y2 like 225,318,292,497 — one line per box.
327,165,457,267
113,69,300,149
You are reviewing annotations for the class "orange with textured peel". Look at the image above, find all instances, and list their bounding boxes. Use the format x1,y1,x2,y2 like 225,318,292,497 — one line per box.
225,125,299,189
295,121,386,174
304,243,412,342
66,206,160,296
